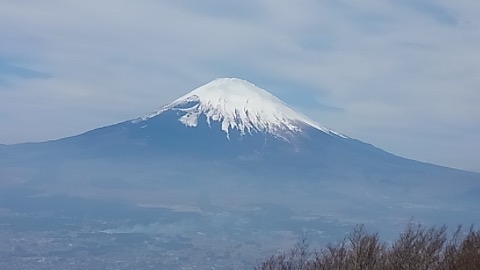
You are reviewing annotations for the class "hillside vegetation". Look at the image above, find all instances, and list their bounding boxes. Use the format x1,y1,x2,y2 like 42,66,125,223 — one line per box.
256,224,480,270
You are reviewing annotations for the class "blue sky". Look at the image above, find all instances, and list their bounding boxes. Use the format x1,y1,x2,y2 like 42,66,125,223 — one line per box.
1,0,479,172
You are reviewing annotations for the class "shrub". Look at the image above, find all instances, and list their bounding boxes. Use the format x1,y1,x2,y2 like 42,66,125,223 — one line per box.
255,224,480,270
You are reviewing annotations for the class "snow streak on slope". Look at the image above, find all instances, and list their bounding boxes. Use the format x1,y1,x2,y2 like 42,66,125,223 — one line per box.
136,78,344,139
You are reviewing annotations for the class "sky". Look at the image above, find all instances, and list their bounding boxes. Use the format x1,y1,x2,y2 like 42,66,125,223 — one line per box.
1,0,479,172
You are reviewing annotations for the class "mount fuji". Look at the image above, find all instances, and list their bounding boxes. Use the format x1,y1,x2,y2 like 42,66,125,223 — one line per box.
1,78,479,269
12,78,472,179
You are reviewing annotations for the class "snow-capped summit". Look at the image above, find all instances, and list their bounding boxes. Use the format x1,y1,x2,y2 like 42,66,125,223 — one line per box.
137,78,342,139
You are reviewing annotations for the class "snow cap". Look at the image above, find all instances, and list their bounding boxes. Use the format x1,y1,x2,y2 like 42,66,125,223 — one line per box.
139,78,343,138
